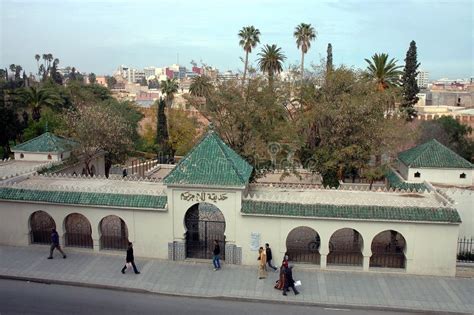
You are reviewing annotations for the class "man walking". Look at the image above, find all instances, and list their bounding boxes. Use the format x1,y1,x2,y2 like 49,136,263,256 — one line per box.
47,228,66,259
121,242,140,274
283,265,299,296
265,243,278,271
213,240,221,271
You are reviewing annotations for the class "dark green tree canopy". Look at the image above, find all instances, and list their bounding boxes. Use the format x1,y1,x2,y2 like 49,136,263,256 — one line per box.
400,40,420,121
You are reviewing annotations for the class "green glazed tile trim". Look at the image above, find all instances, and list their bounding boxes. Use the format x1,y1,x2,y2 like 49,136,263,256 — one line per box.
241,200,461,223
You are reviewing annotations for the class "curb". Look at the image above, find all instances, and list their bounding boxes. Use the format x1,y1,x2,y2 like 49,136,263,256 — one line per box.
0,274,470,315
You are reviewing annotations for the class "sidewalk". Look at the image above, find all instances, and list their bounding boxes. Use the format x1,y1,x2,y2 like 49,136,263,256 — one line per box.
0,245,472,314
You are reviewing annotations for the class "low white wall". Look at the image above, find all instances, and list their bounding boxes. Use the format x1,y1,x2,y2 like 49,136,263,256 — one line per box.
234,214,459,276
0,201,172,259
407,167,473,186
440,188,474,238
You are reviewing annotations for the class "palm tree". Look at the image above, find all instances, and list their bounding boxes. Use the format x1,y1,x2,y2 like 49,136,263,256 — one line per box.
160,78,179,108
257,44,286,88
238,26,261,86
365,53,402,91
17,87,62,121
189,75,213,98
294,23,317,80
35,54,40,76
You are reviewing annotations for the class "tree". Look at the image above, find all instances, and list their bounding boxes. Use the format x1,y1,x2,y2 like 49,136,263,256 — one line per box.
0,83,21,158
189,75,212,98
105,76,117,89
66,104,133,176
400,40,420,121
294,23,316,79
35,54,41,76
168,109,201,156
418,116,474,162
22,107,66,141
17,87,62,121
88,73,96,84
238,26,261,86
160,78,179,108
156,98,173,162
50,59,63,85
300,66,397,186
326,43,333,73
257,44,286,89
139,76,147,86
364,53,402,91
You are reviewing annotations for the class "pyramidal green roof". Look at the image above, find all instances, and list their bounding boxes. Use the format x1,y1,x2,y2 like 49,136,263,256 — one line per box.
164,129,253,187
398,139,473,169
12,132,78,153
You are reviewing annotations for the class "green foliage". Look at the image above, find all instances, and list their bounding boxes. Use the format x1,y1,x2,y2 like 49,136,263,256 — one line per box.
16,86,63,121
156,98,173,161
400,41,420,121
168,109,201,156
238,25,261,85
88,73,96,84
258,44,286,87
22,108,66,141
160,78,179,107
189,75,213,98
365,53,402,91
294,23,317,78
326,43,333,73
419,116,474,162
105,76,117,89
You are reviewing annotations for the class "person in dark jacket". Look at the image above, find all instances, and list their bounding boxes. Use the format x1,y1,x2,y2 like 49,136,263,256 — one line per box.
212,240,221,270
282,265,299,296
48,228,66,259
265,243,277,271
121,242,140,274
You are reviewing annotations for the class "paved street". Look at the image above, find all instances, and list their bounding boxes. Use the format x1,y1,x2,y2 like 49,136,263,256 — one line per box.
0,245,473,314
0,279,419,315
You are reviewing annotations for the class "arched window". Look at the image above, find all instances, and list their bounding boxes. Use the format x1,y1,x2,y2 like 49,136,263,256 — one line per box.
29,211,56,244
99,215,128,250
460,173,466,179
328,228,363,266
47,154,52,160
64,213,93,248
20,153,24,159
414,172,421,178
285,226,320,264
370,230,406,268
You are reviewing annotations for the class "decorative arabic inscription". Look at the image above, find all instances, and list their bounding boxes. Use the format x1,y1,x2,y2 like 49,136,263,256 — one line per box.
180,191,228,203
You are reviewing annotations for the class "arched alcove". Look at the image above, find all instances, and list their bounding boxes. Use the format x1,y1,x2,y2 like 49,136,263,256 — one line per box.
370,230,406,268
285,226,320,264
64,213,93,248
99,215,128,250
29,211,56,244
327,228,363,266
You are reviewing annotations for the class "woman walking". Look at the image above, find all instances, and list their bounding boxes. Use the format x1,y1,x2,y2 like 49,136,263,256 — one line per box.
258,246,267,279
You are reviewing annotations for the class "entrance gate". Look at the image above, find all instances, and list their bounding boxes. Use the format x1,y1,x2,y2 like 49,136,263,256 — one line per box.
185,203,225,260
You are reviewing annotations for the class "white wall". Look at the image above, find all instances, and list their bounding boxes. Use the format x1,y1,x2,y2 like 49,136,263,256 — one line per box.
0,201,172,259
14,152,62,162
440,188,474,238
233,214,459,276
407,167,473,186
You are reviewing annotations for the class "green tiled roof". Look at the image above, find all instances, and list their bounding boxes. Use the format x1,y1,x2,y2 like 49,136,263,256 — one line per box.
164,129,253,187
385,169,428,191
398,139,473,169
0,187,167,209
12,132,78,153
241,200,461,223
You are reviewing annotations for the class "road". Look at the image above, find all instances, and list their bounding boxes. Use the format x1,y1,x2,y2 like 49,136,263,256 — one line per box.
0,279,419,315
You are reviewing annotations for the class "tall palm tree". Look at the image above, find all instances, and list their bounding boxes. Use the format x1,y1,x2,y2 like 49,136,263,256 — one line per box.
160,78,179,108
257,44,286,88
189,75,213,98
17,87,62,121
238,26,261,86
35,54,40,76
294,23,317,79
365,53,402,91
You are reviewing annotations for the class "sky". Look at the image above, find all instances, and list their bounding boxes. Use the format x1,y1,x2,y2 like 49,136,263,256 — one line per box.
0,0,473,80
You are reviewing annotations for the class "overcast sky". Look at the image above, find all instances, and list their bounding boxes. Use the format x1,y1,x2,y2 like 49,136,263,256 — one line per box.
1,0,472,79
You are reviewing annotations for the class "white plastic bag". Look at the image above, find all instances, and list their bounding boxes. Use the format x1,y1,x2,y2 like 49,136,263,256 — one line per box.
295,280,302,287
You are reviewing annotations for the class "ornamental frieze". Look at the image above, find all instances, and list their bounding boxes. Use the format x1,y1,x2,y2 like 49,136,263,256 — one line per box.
180,191,228,203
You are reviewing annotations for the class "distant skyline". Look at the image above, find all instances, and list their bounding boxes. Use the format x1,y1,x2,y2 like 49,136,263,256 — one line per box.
1,0,473,80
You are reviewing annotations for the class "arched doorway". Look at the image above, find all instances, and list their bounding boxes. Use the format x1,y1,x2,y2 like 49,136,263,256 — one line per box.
184,203,225,259
285,226,320,264
99,215,128,250
370,230,406,268
29,211,56,244
327,228,363,266
64,213,93,248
